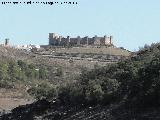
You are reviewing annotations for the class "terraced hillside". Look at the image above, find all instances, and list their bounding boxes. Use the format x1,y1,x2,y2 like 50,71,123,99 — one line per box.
0,46,131,80
52,46,130,56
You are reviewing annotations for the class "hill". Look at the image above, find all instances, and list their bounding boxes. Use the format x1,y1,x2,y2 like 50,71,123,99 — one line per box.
0,45,131,112
1,43,160,119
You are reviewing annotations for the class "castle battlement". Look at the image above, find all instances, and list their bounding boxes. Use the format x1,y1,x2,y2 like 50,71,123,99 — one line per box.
49,33,113,46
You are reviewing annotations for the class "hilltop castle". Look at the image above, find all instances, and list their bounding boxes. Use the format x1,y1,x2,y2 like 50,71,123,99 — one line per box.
49,33,113,46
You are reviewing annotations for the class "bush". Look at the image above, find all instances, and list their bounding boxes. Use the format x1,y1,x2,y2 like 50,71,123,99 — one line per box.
55,67,63,77
126,56,160,107
85,81,104,104
28,82,57,100
0,79,14,89
57,83,85,105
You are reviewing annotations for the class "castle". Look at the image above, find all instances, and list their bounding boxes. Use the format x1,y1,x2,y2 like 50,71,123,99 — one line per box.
49,33,113,46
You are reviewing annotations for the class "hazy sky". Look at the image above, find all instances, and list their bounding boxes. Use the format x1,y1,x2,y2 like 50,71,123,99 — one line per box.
0,0,160,51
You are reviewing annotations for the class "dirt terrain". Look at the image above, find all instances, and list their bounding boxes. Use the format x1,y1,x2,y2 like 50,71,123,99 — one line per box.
53,46,130,56
0,88,34,113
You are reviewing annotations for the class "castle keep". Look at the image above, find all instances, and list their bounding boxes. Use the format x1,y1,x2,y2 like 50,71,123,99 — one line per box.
49,33,113,46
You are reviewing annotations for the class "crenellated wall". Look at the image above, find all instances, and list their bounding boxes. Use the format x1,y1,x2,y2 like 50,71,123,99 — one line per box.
49,33,113,46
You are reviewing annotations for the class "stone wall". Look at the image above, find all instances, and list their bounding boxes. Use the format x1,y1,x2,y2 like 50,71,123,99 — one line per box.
49,33,113,46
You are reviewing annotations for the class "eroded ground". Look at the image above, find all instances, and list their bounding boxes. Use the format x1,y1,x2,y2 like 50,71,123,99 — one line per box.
0,88,34,112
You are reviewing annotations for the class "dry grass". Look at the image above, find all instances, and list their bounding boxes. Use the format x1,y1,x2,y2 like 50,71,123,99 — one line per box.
53,46,131,56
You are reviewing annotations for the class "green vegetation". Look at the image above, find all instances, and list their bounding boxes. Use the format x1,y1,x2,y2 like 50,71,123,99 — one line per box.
51,42,160,108
28,81,57,100
1,43,160,110
0,60,49,88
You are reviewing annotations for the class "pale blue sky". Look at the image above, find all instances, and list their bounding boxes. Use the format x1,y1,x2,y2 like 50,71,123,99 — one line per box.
0,0,160,51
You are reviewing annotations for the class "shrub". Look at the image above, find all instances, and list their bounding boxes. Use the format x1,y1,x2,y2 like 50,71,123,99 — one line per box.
28,82,57,100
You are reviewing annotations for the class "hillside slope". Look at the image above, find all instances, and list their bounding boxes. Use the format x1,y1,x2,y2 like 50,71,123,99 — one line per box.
1,43,160,119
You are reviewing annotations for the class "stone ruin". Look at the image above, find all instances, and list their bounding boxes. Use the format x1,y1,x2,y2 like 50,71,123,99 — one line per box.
49,33,113,46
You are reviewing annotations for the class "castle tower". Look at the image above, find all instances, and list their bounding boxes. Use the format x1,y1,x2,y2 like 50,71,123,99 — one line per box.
59,36,62,41
86,36,89,45
67,36,70,46
104,35,107,40
93,35,100,45
77,36,81,45
49,33,54,45
49,33,54,39
93,35,97,42
104,35,107,45
5,38,9,46
49,33,59,45
104,35,113,45
58,36,62,45
109,36,113,45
